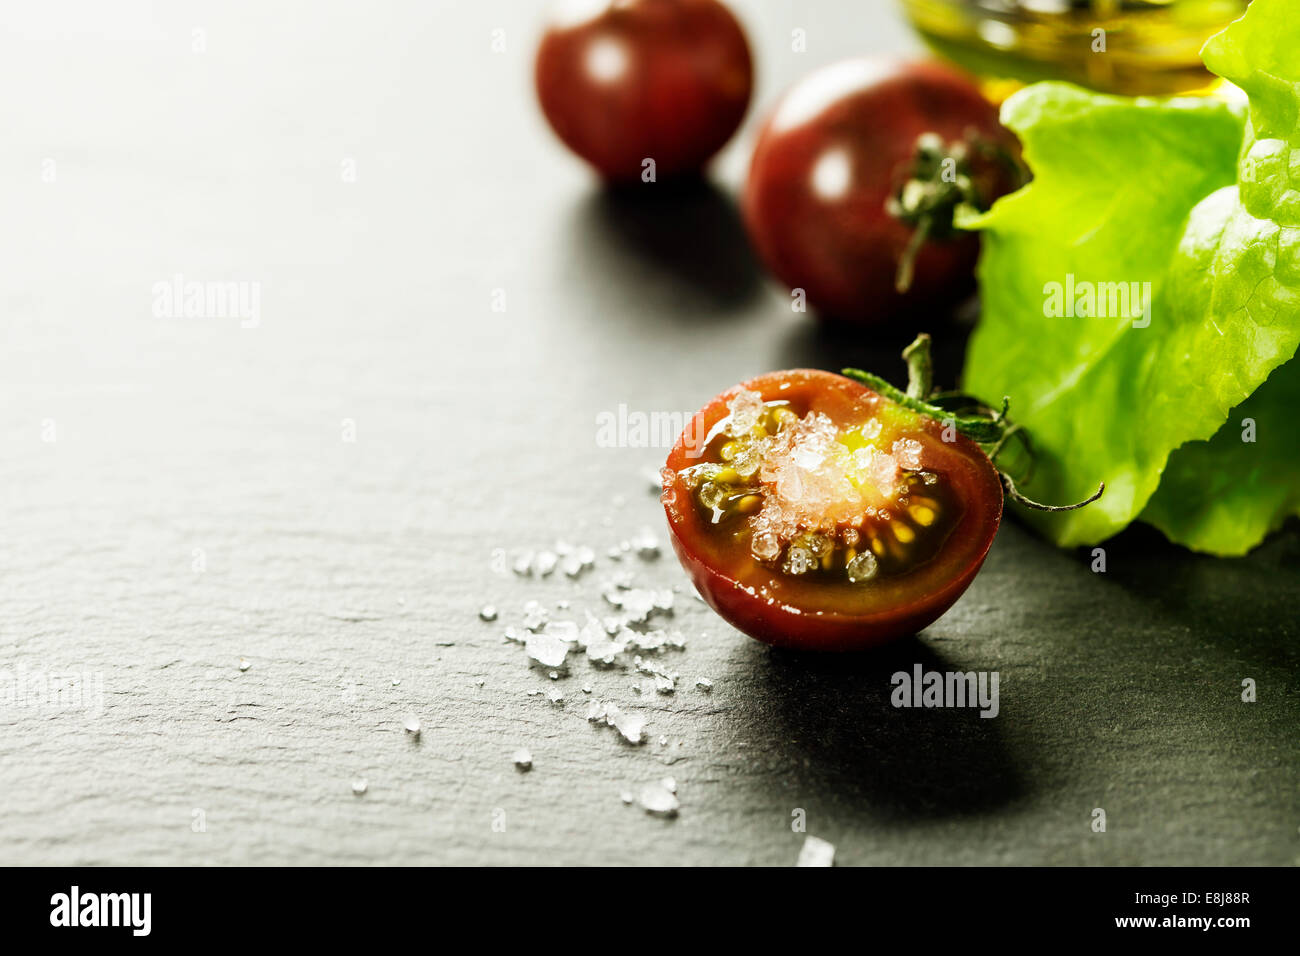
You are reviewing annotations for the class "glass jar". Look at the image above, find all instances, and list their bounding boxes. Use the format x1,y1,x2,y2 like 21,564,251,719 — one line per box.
899,0,1250,95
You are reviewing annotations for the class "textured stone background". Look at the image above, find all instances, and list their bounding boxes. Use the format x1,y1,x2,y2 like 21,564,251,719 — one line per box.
2,0,1296,866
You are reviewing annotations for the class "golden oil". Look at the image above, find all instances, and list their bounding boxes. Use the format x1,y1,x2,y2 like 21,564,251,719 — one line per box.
900,0,1249,96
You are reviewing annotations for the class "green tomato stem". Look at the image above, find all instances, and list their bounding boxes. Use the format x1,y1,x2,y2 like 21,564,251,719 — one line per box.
845,333,1106,515
902,333,933,400
1003,474,1106,513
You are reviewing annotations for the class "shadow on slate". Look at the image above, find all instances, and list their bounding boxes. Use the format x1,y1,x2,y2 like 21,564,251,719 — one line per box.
745,636,1026,819
569,176,764,318
773,311,976,383
1096,520,1300,672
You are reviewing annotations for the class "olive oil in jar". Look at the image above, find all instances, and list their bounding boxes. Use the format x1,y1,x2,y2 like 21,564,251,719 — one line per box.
899,0,1249,95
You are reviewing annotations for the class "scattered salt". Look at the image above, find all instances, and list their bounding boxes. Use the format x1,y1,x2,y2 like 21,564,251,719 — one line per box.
605,587,672,625
635,655,678,694
631,526,660,558
534,550,558,576
628,628,685,652
522,600,549,631
585,629,628,666
561,546,596,577
543,620,579,644
586,700,646,744
796,835,836,867
525,628,571,670
610,707,646,743
638,779,680,817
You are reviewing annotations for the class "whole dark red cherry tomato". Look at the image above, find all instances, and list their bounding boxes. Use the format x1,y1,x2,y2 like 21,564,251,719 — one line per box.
742,58,1023,324
535,0,753,182
660,337,1103,651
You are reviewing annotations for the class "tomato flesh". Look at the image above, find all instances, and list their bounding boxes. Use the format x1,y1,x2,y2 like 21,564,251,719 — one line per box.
535,0,753,182
662,369,1003,651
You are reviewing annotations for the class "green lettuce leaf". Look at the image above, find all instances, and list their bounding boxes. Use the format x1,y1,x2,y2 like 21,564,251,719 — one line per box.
1200,0,1300,229
1142,357,1300,555
962,0,1300,554
1141,0,1300,551
961,86,1244,544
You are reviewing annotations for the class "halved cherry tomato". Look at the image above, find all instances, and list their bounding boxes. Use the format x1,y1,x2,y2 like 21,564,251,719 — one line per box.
742,58,1022,324
535,0,753,182
661,369,1003,651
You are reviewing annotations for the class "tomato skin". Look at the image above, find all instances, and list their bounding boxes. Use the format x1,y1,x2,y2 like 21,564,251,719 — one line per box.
662,369,1003,652
741,59,1019,324
535,0,753,182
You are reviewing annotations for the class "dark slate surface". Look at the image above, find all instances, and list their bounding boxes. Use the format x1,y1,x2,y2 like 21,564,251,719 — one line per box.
2,0,1296,866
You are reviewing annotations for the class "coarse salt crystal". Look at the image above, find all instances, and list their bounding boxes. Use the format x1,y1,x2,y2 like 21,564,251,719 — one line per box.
891,437,924,472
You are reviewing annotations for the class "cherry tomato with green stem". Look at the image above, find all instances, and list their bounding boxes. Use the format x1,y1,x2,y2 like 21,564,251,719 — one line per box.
661,336,1102,651
742,58,1024,324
